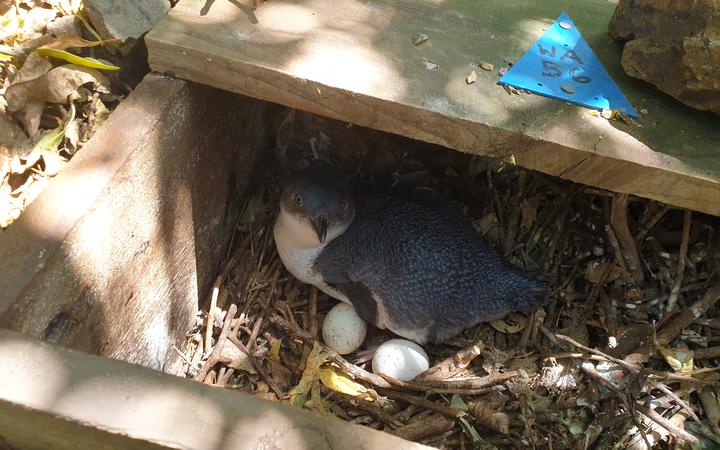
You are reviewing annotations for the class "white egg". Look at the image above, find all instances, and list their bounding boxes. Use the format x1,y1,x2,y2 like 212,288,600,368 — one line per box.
372,339,429,381
322,302,367,355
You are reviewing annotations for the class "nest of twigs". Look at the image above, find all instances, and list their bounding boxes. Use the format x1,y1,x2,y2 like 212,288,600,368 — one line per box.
173,110,720,450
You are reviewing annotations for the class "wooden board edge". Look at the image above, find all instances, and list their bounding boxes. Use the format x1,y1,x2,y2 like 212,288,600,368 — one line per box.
0,329,430,450
145,37,720,217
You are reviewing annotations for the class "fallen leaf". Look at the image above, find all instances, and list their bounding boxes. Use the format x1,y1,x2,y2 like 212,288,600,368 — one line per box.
411,33,428,45
469,402,510,434
657,345,694,374
17,100,45,137
38,150,65,176
287,341,326,408
490,317,526,334
465,70,477,85
35,48,120,70
319,366,372,400
217,341,256,373
0,114,30,152
6,54,54,105
7,64,110,112
561,408,590,436
64,117,81,154
270,338,282,362
41,34,121,51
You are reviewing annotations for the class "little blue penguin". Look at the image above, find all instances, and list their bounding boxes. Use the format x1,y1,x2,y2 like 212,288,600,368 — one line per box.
273,164,548,344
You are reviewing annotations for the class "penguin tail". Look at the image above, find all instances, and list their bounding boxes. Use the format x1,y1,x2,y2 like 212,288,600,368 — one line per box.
512,270,550,313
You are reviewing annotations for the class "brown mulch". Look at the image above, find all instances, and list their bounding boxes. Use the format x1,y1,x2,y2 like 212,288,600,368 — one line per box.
174,111,720,450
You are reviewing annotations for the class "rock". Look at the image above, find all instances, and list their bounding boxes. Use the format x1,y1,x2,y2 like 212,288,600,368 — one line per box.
46,15,82,37
84,0,170,41
609,0,720,113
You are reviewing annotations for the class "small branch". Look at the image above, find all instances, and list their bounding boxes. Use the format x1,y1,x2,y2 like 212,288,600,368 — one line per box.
636,205,670,244
309,286,319,338
415,340,484,381
329,391,403,428
229,335,285,398
0,34,55,59
556,334,641,374
649,380,700,423
643,282,720,353
269,314,391,388
635,402,699,444
195,303,237,382
376,388,468,419
204,275,223,354
610,193,644,286
386,372,517,393
695,346,720,360
665,210,691,313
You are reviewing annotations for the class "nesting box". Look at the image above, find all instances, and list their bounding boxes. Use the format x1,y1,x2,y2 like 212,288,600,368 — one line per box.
2,0,720,447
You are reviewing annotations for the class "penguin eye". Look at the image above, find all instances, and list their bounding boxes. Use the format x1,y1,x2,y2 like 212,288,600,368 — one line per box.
294,194,303,206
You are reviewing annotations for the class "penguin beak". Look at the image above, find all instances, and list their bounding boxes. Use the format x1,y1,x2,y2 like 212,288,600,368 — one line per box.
312,216,329,244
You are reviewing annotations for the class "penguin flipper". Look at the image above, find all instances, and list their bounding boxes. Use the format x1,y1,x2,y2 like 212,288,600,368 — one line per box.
327,280,379,325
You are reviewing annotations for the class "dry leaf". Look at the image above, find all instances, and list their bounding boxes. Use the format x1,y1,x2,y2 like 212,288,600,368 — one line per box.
64,117,81,154
5,54,53,110
217,341,256,373
41,65,111,102
465,70,477,85
411,33,428,45
287,341,325,408
657,345,694,373
0,114,30,152
270,338,282,362
469,402,510,434
17,100,46,137
490,317,526,334
41,34,121,51
7,64,110,112
39,150,65,176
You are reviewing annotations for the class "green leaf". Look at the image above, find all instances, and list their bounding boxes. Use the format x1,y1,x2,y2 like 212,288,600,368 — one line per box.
451,393,469,411
35,48,120,71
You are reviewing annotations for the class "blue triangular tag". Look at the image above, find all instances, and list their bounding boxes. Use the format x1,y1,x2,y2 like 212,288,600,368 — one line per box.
498,12,638,118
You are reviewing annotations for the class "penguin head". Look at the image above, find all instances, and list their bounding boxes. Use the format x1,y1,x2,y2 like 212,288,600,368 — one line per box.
279,163,355,246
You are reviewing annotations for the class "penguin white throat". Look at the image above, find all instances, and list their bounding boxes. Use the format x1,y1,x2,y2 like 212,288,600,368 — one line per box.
273,207,352,285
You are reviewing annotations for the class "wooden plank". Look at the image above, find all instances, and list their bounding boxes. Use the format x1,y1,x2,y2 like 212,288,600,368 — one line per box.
146,0,720,216
0,329,430,450
0,74,270,370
